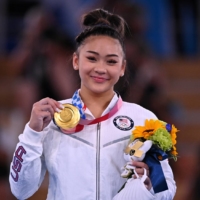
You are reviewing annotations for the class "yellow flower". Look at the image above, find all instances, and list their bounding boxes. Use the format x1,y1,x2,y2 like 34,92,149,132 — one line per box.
132,119,165,140
171,145,178,156
130,119,179,161
171,125,178,145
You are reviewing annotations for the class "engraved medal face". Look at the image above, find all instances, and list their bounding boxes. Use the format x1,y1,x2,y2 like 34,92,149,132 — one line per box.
59,108,73,122
54,104,80,130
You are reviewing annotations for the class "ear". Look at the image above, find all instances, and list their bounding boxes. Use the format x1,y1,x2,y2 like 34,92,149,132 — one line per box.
140,140,153,153
73,52,79,70
120,59,126,77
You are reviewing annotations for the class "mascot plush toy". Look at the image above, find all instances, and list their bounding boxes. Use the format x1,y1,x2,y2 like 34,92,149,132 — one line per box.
121,139,153,179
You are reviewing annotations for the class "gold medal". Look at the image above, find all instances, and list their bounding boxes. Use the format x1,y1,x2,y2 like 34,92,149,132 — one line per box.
54,104,80,129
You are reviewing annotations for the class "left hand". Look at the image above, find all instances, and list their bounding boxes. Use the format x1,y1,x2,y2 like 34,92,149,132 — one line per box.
131,160,152,190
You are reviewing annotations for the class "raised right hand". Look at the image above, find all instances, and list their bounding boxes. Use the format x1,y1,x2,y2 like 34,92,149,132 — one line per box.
29,97,63,132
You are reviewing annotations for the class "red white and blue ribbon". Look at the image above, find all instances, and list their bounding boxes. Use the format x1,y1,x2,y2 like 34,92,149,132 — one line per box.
58,90,123,134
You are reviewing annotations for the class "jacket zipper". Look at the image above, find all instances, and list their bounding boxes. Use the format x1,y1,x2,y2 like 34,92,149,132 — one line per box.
96,123,101,200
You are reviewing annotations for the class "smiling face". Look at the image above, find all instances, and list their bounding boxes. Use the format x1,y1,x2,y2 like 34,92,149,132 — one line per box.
73,35,126,96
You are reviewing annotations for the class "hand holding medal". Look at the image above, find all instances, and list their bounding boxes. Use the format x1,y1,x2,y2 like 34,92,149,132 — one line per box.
29,97,63,132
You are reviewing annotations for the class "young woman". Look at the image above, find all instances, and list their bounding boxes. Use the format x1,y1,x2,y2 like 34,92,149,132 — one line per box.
9,8,176,200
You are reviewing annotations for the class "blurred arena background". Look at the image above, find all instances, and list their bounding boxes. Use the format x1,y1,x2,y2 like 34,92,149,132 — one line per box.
0,0,200,199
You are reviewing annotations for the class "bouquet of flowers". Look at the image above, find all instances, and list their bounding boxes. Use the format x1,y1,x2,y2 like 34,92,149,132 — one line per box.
118,119,178,196
131,119,178,161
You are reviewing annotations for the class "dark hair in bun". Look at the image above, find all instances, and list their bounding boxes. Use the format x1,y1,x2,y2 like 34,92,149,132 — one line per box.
76,8,127,51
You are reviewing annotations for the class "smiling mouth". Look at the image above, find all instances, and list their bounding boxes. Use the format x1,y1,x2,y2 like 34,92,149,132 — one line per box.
91,76,108,83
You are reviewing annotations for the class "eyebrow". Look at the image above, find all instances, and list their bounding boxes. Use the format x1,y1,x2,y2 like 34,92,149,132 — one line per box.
86,50,119,57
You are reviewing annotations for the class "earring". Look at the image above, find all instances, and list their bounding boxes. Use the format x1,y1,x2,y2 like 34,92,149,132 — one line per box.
74,66,77,69
121,74,124,77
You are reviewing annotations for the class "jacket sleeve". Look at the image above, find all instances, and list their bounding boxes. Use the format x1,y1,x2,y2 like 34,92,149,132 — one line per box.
9,123,47,200
153,159,177,200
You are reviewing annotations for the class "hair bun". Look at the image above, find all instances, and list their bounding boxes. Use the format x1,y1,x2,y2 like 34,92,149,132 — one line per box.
82,8,126,39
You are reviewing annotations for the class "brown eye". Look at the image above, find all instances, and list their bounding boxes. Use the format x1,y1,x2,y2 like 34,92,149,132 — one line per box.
87,56,96,61
107,60,117,64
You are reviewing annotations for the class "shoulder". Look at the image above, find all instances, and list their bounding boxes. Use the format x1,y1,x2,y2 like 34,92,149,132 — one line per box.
122,101,157,120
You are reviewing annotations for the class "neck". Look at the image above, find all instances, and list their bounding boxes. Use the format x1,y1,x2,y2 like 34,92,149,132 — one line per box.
79,88,115,118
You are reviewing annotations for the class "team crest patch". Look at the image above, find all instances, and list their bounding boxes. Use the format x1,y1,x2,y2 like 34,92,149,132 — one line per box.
113,116,134,131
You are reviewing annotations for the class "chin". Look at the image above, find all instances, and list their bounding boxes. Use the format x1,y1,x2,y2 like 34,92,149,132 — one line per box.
89,86,112,95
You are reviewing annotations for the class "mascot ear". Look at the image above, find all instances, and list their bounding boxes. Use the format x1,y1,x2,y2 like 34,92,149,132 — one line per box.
139,140,153,153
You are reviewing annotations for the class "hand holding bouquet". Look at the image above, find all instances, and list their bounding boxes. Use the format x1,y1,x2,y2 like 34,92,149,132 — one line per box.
118,119,178,198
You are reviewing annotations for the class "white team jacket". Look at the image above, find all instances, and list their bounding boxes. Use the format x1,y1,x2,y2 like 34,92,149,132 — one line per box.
9,94,176,200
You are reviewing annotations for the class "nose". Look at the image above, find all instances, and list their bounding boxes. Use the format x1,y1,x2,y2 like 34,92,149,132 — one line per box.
94,61,106,74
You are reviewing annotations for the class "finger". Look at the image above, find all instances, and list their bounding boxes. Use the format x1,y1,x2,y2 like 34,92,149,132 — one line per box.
37,110,52,119
43,114,53,124
133,174,152,190
43,114,54,130
40,105,55,116
134,168,149,176
40,98,63,111
132,161,149,174
144,177,152,190
50,99,64,110
132,161,149,170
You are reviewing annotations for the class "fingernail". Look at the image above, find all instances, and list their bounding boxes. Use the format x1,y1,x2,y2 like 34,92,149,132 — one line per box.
59,104,64,109
56,108,61,113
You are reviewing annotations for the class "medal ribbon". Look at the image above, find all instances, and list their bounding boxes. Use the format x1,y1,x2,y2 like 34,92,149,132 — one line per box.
60,90,123,134
79,98,122,125
72,90,86,119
